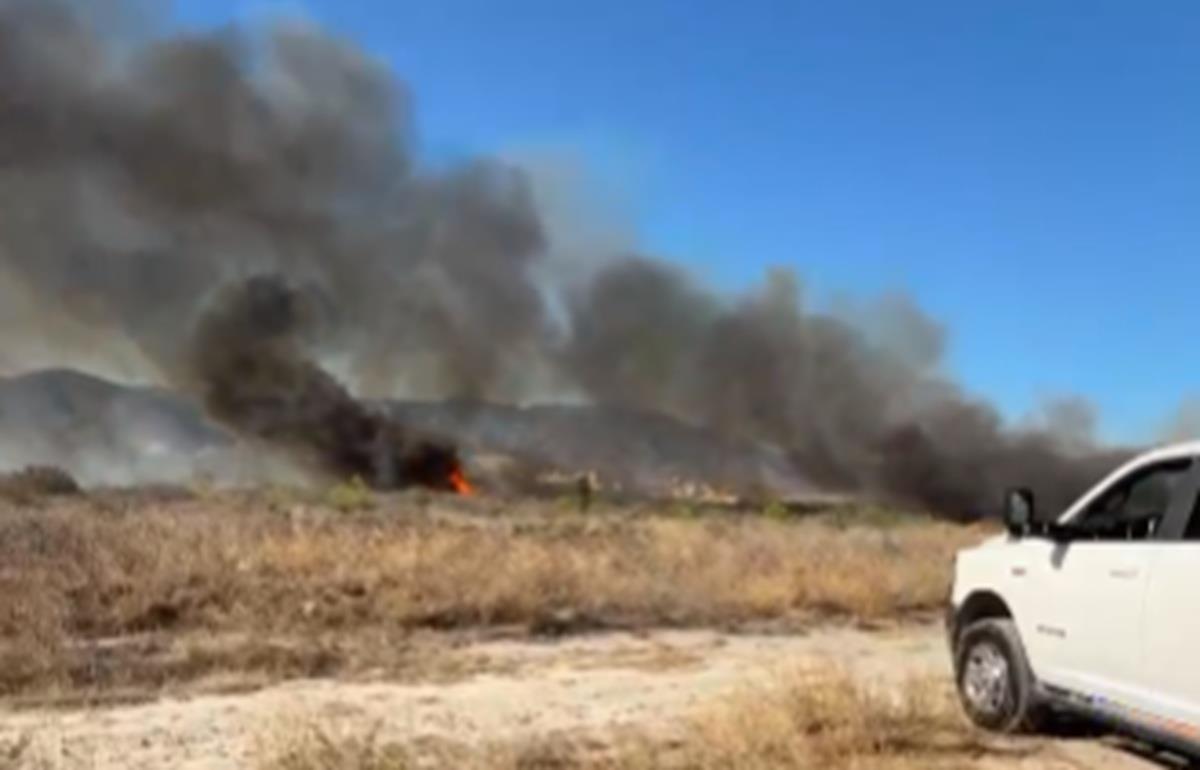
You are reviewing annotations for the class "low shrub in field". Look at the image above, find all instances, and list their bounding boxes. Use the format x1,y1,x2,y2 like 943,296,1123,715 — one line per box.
325,476,376,513
665,668,994,770
0,465,80,504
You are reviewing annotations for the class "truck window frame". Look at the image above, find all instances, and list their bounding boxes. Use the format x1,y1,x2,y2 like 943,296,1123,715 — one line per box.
1072,456,1200,542
1176,458,1200,541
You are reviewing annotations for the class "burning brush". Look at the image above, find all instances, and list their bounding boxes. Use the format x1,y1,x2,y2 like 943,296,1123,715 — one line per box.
449,466,474,496
191,275,474,494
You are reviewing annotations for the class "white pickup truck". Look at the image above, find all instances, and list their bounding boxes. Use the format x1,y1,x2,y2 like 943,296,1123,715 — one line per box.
947,441,1200,754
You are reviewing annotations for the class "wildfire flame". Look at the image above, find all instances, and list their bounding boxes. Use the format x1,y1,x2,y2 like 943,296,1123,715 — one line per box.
449,466,474,496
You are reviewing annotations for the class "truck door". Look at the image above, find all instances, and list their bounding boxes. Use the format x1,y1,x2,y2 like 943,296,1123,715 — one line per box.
1139,460,1200,735
1026,458,1195,711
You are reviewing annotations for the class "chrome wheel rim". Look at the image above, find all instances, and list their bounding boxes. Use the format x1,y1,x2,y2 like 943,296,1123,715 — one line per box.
962,641,1011,716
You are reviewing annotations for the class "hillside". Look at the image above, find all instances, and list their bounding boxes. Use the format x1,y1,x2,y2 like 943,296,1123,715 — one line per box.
0,369,823,499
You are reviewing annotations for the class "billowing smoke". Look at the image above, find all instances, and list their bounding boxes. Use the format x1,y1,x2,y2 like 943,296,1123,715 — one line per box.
0,0,534,489
560,261,1129,516
191,275,465,490
1161,399,1200,444
0,0,1132,514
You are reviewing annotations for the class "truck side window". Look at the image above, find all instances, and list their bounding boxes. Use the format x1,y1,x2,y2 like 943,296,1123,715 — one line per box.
1183,493,1200,541
1079,459,1192,540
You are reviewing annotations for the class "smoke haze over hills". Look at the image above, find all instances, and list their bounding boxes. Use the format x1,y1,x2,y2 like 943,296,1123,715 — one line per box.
0,0,1150,516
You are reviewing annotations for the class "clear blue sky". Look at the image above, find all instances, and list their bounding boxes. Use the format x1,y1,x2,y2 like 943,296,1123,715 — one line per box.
170,0,1200,442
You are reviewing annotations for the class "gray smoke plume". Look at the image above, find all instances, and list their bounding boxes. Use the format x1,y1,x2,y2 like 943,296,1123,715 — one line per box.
560,259,1129,516
1158,398,1200,445
192,275,466,489
0,0,1132,514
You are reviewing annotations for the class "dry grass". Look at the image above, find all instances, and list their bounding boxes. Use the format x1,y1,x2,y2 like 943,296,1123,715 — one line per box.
256,669,1030,770
0,466,80,505
661,668,1006,770
0,490,988,700
0,734,33,770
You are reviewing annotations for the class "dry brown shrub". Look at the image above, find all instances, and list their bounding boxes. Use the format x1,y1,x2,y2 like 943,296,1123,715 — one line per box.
0,466,79,504
262,723,419,770
0,733,32,770
0,494,989,699
663,667,996,769
260,725,610,770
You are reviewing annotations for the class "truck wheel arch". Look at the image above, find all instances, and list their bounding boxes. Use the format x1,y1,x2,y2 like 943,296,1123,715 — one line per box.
954,591,1013,644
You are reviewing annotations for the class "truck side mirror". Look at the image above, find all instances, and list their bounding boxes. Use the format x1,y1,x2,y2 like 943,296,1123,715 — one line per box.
1003,487,1035,537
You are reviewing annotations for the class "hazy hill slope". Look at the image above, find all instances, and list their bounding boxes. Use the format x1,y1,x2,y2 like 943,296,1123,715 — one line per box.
0,369,821,498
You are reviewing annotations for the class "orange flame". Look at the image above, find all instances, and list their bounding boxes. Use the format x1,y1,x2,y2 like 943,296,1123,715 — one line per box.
449,466,474,496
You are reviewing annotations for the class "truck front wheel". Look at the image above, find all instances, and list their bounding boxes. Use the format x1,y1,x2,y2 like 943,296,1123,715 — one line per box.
954,618,1042,733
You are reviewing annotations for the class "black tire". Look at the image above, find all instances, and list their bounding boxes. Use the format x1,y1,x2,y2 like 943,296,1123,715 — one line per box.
954,618,1043,734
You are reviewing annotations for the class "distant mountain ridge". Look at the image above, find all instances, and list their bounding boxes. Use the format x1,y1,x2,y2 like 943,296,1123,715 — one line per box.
0,368,822,498
0,368,229,486
389,399,820,499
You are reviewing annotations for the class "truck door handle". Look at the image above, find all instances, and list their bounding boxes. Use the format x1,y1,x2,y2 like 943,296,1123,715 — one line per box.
1109,568,1140,580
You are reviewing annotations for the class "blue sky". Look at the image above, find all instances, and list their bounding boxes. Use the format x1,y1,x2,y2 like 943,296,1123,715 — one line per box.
170,0,1200,442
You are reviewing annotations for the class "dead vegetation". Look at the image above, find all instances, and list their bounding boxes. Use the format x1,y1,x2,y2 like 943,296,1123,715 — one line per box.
0,465,80,504
0,734,32,770
257,668,1028,770
0,488,988,701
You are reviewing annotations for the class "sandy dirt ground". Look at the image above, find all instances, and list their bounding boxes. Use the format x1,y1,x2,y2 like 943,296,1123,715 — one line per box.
0,624,1185,770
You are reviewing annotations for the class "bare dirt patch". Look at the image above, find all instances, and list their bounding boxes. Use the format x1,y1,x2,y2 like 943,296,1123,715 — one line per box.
1,625,1165,770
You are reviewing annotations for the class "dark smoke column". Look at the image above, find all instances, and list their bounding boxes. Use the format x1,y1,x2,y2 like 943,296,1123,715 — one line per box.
0,0,1140,515
191,276,465,491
